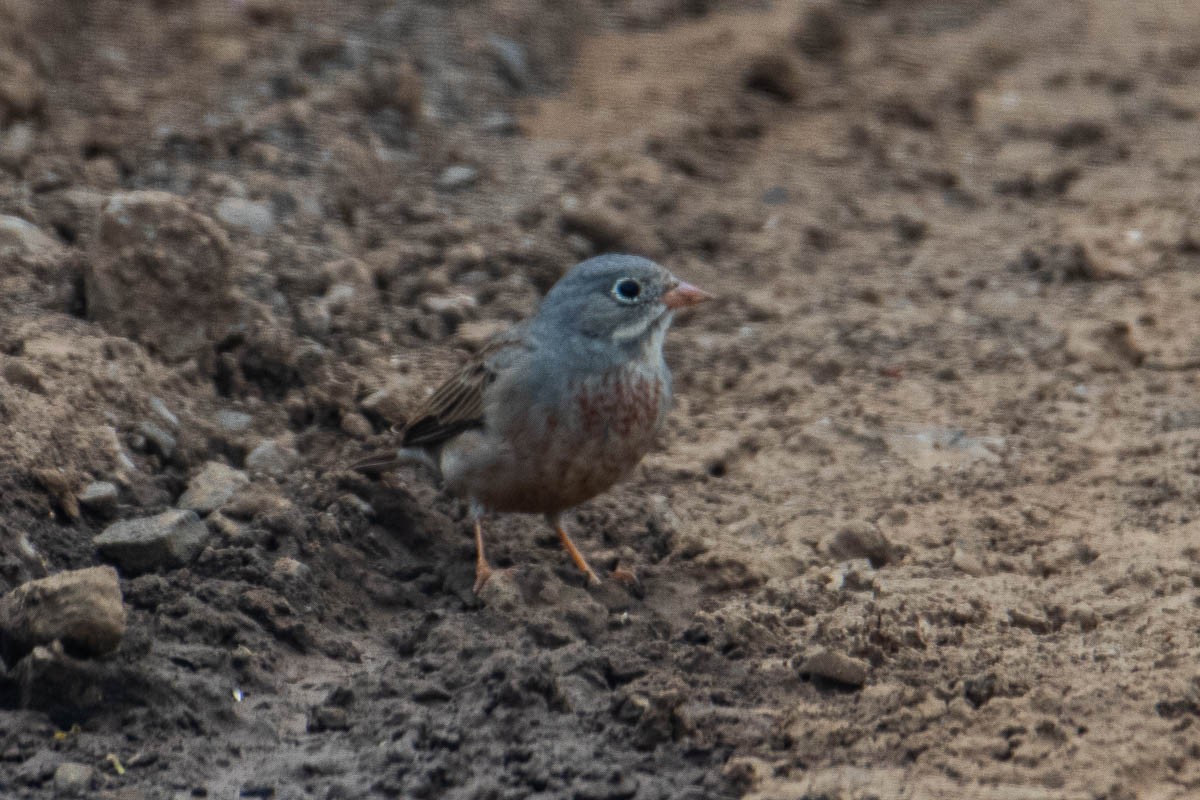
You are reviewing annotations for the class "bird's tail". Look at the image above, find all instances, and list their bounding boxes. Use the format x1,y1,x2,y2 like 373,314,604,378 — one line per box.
349,447,438,477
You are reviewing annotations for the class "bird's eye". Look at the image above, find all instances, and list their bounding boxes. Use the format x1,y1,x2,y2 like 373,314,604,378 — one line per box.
612,278,642,302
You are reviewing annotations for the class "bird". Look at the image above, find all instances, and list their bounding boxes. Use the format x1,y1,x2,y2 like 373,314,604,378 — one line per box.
352,254,711,593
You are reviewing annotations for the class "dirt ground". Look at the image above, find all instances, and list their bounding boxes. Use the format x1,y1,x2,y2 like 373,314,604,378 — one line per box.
2,0,1200,797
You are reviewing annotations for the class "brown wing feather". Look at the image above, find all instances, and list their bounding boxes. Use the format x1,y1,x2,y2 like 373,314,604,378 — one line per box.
400,331,523,448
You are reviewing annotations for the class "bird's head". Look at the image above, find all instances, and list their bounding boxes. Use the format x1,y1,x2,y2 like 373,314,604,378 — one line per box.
534,254,711,348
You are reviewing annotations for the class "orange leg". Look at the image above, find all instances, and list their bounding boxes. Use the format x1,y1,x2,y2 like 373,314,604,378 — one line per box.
548,514,600,586
473,517,495,594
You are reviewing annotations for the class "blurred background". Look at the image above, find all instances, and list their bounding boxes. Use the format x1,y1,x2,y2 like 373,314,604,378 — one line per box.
2,1,1200,798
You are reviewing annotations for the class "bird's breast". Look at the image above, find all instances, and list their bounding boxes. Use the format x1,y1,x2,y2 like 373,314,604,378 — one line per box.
466,364,668,513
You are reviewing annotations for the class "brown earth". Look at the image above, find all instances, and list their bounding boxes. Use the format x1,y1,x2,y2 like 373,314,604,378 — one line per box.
2,0,1200,798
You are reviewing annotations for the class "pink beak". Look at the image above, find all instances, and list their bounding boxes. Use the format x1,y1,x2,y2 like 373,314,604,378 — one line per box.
661,280,714,310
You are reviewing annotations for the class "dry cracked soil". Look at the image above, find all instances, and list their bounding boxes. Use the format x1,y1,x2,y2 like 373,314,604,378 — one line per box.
2,1,1200,798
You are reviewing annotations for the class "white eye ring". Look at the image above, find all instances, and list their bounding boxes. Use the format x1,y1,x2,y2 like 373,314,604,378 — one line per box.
612,277,642,303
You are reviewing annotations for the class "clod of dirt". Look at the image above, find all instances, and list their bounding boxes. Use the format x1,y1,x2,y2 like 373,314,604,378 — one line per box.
177,461,250,514
93,509,211,575
824,520,895,568
799,648,869,688
84,191,236,367
0,49,44,125
792,5,847,61
742,52,804,104
0,566,126,667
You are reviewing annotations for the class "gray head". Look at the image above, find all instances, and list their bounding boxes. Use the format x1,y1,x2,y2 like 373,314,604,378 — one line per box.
531,254,710,349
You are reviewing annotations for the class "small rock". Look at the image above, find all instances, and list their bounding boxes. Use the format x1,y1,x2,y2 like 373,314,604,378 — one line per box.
307,705,351,732
360,377,422,426
0,121,36,169
135,420,177,459
743,52,803,103
215,197,275,235
437,165,478,190
560,198,658,254
486,34,530,90
215,409,254,432
16,749,58,786
53,762,95,794
793,5,847,60
825,521,894,567
149,396,179,428
455,319,507,349
78,481,119,516
421,292,477,318
340,412,373,439
0,566,126,667
1070,604,1099,632
1008,606,1052,635
177,461,250,514
245,439,298,478
0,215,62,259
800,648,869,687
0,53,44,125
481,111,518,134
94,509,211,575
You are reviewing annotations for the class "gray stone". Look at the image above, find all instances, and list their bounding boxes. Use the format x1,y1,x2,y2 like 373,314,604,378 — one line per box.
94,509,210,575
486,34,529,90
78,481,119,516
177,461,249,514
437,165,478,191
215,409,253,432
135,420,177,459
0,121,35,169
215,196,275,235
16,749,58,786
149,396,180,428
481,111,518,134
0,566,126,667
53,761,95,794
245,439,299,478
0,215,61,259
800,649,869,687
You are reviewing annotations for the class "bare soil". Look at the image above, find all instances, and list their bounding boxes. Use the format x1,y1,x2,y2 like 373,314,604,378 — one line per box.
2,1,1200,798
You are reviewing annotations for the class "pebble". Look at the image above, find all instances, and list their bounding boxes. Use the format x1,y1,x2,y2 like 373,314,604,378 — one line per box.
15,749,59,786
135,420,177,459
215,196,276,235
245,439,298,478
437,165,478,191
0,215,62,259
799,648,869,687
0,121,35,169
94,509,211,575
53,762,95,794
78,481,119,516
177,461,250,514
486,34,530,90
481,111,518,134
0,566,126,667
149,396,180,428
216,409,254,432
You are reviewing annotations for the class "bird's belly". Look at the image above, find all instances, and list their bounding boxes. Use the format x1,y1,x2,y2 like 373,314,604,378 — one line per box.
463,369,666,514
